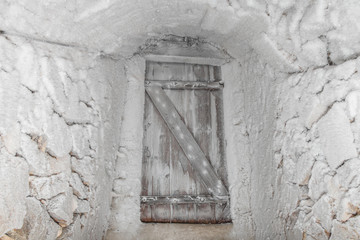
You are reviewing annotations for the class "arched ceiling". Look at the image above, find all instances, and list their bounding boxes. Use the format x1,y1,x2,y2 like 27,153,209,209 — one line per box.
0,1,267,58
1,0,359,73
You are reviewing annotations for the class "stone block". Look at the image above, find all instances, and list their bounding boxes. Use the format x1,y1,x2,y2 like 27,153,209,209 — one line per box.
299,0,331,41
0,152,29,236
1,122,20,155
58,214,82,240
71,157,96,186
295,152,315,185
346,90,360,121
86,125,99,155
308,161,331,201
330,221,360,240
70,125,90,159
302,216,329,240
69,173,89,199
336,188,360,222
47,187,76,227
312,195,334,232
336,158,360,189
327,1,360,64
39,56,67,114
17,42,40,92
18,89,53,136
299,39,327,67
75,199,90,214
29,173,69,200
327,175,346,211
43,114,72,158
318,104,358,169
20,134,71,177
62,84,92,124
20,197,60,240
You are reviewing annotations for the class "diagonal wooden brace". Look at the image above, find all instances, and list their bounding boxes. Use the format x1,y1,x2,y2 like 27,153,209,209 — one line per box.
145,86,228,196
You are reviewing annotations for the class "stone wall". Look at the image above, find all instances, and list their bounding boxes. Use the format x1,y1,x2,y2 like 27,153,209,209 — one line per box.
0,35,127,239
1,0,360,239
272,58,360,239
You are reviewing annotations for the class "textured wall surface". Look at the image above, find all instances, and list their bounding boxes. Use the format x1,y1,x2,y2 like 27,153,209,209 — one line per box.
272,58,360,240
0,0,360,239
0,35,127,239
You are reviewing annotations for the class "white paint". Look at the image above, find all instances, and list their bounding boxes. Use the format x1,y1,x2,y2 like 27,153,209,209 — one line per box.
1,0,360,239
109,56,145,235
318,104,358,169
0,34,128,238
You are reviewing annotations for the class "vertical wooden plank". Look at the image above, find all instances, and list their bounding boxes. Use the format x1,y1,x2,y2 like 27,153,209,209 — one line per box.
141,93,151,196
169,132,198,196
168,89,210,195
145,61,154,80
193,64,209,81
193,90,211,159
142,93,170,196
184,63,195,81
166,89,197,196
167,63,186,81
191,90,212,195
209,65,215,82
209,90,221,177
167,89,207,196
214,66,222,81
211,90,229,187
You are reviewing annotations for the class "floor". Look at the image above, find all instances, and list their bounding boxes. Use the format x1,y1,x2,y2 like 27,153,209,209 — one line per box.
105,223,234,240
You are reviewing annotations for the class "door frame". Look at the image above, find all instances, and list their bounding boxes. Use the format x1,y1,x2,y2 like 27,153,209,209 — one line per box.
110,54,252,234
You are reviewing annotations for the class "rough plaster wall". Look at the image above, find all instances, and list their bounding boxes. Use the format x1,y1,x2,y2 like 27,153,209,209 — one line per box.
239,54,280,240
223,53,282,239
222,60,255,239
0,35,127,239
109,56,145,239
1,0,360,239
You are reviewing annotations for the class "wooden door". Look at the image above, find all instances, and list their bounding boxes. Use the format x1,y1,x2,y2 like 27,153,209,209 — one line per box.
141,61,231,223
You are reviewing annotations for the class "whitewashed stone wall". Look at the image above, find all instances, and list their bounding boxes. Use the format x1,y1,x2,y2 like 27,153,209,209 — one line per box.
272,58,360,239
223,47,360,240
0,35,127,239
1,0,360,239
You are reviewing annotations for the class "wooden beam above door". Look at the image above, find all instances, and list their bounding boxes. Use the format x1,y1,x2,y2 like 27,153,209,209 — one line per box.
145,80,223,90
144,54,230,66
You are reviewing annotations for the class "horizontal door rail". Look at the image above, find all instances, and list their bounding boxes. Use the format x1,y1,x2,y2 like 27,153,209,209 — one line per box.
145,80,223,90
141,195,229,205
144,54,230,66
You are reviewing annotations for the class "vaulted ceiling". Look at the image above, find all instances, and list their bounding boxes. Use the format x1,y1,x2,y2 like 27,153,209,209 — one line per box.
1,0,359,72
